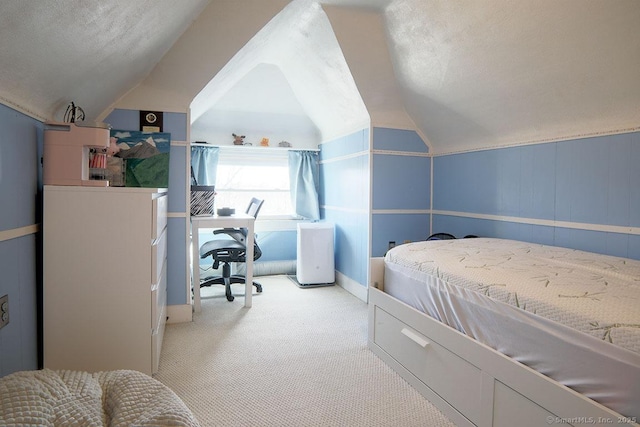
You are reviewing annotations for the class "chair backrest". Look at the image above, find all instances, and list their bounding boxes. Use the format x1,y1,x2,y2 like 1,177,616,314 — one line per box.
246,197,264,218
426,232,456,241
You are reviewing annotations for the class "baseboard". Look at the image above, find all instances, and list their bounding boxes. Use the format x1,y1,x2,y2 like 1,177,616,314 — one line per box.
287,274,335,288
335,271,368,302
370,257,385,291
236,260,296,277
166,304,192,323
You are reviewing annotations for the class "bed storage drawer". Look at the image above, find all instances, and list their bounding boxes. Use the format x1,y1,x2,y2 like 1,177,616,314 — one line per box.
493,381,558,427
373,306,483,424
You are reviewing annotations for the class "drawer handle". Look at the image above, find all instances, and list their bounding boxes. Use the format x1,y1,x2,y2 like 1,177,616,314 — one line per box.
401,328,429,348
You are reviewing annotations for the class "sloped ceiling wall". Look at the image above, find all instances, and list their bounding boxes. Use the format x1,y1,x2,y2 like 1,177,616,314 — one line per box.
0,0,210,121
383,0,640,153
190,63,322,147
114,0,291,114
188,0,640,151
1,0,638,153
322,4,415,132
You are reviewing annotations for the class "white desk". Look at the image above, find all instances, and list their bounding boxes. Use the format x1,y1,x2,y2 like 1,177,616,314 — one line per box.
191,213,255,311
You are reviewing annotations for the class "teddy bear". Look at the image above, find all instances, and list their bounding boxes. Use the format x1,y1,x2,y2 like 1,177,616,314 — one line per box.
232,133,246,145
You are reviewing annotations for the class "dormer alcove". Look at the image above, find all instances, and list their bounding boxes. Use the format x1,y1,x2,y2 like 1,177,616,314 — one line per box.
189,0,370,149
190,63,321,148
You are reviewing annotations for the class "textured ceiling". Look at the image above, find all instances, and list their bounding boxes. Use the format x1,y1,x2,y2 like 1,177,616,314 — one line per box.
0,0,210,121
383,0,640,152
1,0,639,153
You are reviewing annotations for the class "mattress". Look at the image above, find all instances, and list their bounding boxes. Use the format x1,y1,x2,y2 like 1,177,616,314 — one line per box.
384,237,640,418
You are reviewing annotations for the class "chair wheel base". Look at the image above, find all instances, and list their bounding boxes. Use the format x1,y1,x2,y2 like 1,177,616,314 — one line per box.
199,275,262,301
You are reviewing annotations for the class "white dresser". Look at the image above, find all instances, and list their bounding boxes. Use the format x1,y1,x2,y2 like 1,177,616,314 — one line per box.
43,185,168,375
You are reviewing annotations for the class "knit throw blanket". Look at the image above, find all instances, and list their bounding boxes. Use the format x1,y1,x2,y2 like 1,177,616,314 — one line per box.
0,369,200,427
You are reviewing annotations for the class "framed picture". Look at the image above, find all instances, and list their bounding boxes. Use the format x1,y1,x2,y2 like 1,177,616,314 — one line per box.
140,110,163,132
110,129,171,188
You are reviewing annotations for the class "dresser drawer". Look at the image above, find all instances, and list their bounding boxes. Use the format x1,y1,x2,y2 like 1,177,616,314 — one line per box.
373,306,482,423
152,263,167,332
152,194,168,240
151,228,167,285
151,301,166,375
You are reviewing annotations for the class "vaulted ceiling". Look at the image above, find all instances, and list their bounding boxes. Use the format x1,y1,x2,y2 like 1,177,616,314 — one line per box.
1,0,639,153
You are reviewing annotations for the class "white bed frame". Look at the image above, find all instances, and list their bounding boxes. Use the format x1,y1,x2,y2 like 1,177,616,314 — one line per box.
367,259,639,427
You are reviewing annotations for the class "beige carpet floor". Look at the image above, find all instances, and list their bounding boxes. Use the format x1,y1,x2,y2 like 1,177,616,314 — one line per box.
154,275,456,427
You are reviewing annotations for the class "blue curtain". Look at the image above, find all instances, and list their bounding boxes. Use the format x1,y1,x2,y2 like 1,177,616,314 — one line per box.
191,146,219,185
288,150,320,220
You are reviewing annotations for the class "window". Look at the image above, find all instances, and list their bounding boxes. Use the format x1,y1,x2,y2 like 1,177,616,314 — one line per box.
215,147,294,218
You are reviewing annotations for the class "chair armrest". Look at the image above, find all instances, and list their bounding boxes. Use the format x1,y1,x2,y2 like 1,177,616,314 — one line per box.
213,228,248,243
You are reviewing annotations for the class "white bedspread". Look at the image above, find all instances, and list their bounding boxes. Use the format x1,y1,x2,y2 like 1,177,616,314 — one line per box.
384,237,640,418
386,237,640,353
0,369,201,427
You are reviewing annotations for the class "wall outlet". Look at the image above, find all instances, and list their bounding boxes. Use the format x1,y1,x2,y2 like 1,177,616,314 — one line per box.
0,294,8,330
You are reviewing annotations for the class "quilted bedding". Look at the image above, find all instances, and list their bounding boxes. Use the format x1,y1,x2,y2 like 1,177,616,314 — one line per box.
0,369,201,427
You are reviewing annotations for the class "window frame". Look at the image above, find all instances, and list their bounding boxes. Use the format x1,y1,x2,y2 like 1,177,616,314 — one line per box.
214,146,298,220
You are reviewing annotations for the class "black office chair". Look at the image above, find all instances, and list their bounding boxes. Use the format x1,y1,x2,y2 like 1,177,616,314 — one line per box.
199,198,264,301
426,232,456,241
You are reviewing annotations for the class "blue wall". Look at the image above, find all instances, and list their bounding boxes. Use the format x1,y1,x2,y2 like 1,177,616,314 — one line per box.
257,230,297,261
371,127,430,257
3,97,638,378
104,109,190,306
0,104,42,376
320,129,370,286
433,132,640,259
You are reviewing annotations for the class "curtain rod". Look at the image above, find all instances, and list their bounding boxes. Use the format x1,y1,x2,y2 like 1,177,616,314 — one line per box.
190,143,319,152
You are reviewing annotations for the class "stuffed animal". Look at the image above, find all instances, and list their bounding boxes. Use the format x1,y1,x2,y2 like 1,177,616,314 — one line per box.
106,136,120,156
232,133,246,145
